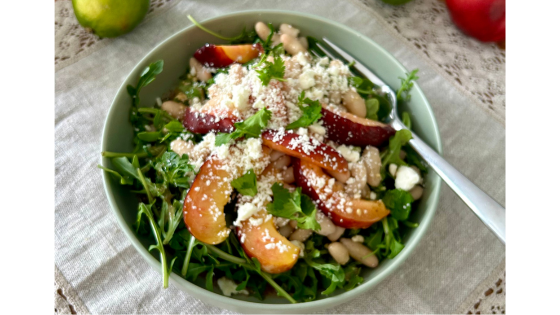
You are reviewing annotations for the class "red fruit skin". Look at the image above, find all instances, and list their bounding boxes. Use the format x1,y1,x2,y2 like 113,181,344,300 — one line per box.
446,0,505,42
194,43,263,68
183,107,240,134
321,107,395,147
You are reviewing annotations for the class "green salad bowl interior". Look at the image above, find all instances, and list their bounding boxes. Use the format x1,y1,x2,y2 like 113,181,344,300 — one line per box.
101,10,442,314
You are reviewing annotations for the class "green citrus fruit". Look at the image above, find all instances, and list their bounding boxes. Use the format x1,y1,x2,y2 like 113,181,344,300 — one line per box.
72,0,150,38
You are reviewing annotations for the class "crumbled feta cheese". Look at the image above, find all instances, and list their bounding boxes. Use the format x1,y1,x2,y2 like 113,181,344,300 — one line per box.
395,165,421,191
370,192,377,200
290,240,305,258
308,123,326,135
234,203,259,226
298,70,316,89
351,235,364,243
337,145,360,163
389,163,398,177
217,277,249,297
231,85,250,110
249,217,263,226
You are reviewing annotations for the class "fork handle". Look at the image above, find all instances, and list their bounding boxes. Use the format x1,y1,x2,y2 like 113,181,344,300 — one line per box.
393,121,506,244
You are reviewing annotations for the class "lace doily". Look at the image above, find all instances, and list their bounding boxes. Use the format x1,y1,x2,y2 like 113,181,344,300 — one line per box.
354,0,505,124
55,266,90,315
458,259,506,314
55,0,178,71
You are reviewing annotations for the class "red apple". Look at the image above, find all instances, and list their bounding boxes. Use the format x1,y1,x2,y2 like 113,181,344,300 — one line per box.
194,43,263,68
261,129,349,173
446,0,505,42
293,159,390,229
321,106,395,147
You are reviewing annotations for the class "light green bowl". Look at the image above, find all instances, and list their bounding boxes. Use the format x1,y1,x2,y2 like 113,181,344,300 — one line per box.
101,10,442,314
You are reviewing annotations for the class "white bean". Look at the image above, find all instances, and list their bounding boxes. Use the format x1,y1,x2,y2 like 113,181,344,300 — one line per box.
282,166,295,184
289,229,313,242
298,37,308,50
315,211,336,236
279,24,300,38
327,242,350,265
342,90,367,118
189,57,212,82
325,168,350,183
280,34,306,56
278,224,294,238
351,160,368,187
327,226,345,241
270,150,285,162
289,220,298,229
409,185,424,200
170,139,194,157
161,101,187,119
255,21,271,40
272,155,291,170
362,146,382,187
340,238,378,268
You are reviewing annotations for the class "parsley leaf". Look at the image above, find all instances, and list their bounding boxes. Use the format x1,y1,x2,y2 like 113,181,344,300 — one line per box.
255,54,286,86
231,169,258,196
153,151,194,189
127,60,164,106
382,189,414,221
381,129,412,167
266,183,321,231
215,108,272,146
396,69,419,102
286,92,323,129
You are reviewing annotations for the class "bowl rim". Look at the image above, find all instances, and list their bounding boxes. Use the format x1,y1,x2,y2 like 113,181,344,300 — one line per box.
101,9,442,312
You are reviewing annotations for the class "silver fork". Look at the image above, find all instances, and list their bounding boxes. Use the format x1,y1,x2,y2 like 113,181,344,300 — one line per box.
316,38,506,244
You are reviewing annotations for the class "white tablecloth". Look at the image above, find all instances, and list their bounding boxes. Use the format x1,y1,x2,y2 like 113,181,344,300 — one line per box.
55,0,505,313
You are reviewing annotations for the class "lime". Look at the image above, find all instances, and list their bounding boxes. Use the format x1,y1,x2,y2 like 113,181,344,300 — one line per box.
72,0,150,38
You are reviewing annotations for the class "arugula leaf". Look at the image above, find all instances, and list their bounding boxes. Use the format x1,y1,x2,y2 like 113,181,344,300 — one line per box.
396,69,419,102
364,228,384,251
127,60,164,106
382,189,414,221
97,165,134,185
381,129,412,167
231,169,258,196
343,263,364,291
365,98,379,121
402,111,412,129
286,92,323,129
205,265,215,291
215,108,272,146
137,131,162,142
164,120,186,133
255,54,286,86
403,145,428,173
303,255,345,295
266,183,321,231
381,217,405,259
160,200,184,245
187,15,257,44
137,203,172,288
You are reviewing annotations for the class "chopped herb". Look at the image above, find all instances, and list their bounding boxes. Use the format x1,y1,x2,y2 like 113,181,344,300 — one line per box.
266,183,321,231
396,69,419,102
215,108,272,146
255,54,286,86
231,169,258,196
286,92,323,129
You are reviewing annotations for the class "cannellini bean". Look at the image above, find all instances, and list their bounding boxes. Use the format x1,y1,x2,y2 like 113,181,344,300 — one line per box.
362,146,382,187
278,224,295,238
270,150,285,162
279,24,300,38
280,34,306,56
298,37,308,50
282,166,295,184
161,101,187,119
351,160,368,187
315,211,336,236
325,168,351,183
342,90,367,118
361,184,372,199
272,155,291,170
340,238,378,268
255,21,281,45
291,240,305,258
289,229,313,242
329,91,342,104
170,139,194,157
289,220,298,229
327,226,345,241
174,92,188,102
189,57,212,82
327,242,350,265
409,185,424,200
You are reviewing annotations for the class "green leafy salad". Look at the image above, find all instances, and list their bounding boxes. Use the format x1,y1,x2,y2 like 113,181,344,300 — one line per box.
99,17,426,303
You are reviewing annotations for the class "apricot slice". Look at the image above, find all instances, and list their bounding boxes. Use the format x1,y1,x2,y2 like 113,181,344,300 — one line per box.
261,129,349,173
321,105,395,147
236,210,300,274
293,159,390,229
194,43,263,68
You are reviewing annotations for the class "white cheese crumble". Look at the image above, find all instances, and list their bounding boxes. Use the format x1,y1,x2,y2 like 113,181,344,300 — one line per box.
395,165,421,191
217,277,249,297
308,123,326,135
337,145,360,163
389,163,398,177
234,203,259,227
298,69,316,89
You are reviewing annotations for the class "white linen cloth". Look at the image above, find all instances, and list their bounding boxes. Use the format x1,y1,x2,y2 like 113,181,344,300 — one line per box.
55,0,505,313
